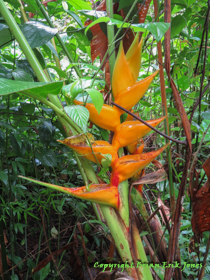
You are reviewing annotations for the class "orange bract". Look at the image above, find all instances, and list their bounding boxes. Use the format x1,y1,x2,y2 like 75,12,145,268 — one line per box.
112,116,166,150
110,144,169,187
74,100,121,131
114,70,159,112
59,138,118,166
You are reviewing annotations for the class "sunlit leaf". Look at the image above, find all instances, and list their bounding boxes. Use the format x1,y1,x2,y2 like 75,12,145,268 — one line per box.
64,105,89,131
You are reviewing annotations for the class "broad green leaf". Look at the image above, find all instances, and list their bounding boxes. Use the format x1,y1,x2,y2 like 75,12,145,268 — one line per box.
0,24,13,48
45,41,59,58
85,18,170,42
64,105,89,131
32,49,46,69
45,65,67,78
35,149,58,167
79,10,106,19
16,60,35,78
0,171,8,186
171,15,187,38
21,22,58,49
23,0,42,15
139,100,152,107
10,133,22,157
66,10,83,27
85,89,103,114
0,78,63,97
118,0,133,10
130,22,170,42
85,17,110,34
66,0,92,10
20,103,35,114
201,110,210,120
12,69,33,82
0,64,12,79
168,107,178,114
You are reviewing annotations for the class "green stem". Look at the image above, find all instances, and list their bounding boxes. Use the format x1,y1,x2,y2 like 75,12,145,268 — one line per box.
118,181,129,228
34,0,82,78
106,0,115,80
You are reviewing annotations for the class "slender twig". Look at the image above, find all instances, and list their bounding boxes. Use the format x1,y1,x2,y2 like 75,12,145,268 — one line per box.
111,101,187,146
194,2,210,76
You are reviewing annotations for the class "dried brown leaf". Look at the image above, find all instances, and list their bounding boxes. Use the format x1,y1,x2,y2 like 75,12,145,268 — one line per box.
202,156,210,181
191,181,210,239
170,78,192,151
132,169,167,185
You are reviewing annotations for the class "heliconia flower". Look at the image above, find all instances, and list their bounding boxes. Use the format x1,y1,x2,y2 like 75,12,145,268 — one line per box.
133,139,145,155
114,70,159,112
112,41,135,99
58,137,118,167
125,35,143,82
18,176,120,209
110,144,169,187
74,100,121,131
112,116,166,151
126,141,138,154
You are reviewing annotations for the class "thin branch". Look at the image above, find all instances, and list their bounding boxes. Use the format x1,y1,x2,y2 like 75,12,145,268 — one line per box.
111,101,187,146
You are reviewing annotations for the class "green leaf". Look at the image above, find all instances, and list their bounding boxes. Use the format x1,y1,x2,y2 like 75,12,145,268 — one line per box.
10,133,22,157
201,110,210,120
0,171,8,186
20,103,35,114
21,22,58,49
86,18,170,42
171,15,187,38
118,0,133,10
33,48,46,69
85,89,103,114
45,41,59,58
35,148,58,167
11,275,19,280
0,24,13,48
101,154,112,170
168,107,178,114
45,65,67,78
130,22,170,42
0,78,63,97
66,10,83,27
12,69,33,82
139,100,152,107
66,0,92,10
64,105,89,131
0,64,12,79
39,262,50,280
85,17,110,34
